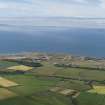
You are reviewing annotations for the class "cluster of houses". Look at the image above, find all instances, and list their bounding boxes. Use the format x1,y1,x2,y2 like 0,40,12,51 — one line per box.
0,52,104,61
54,62,79,68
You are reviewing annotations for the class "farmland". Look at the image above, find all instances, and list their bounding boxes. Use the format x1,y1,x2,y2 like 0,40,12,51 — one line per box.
0,77,18,87
0,53,105,105
88,85,105,95
0,88,17,100
8,65,33,71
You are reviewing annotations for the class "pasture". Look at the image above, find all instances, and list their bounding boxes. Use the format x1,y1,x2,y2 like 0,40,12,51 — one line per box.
0,61,19,68
77,92,105,105
0,74,67,105
34,62,105,81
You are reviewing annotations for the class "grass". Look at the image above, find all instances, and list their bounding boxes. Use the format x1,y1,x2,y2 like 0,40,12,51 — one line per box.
2,74,60,95
56,80,91,91
0,74,72,105
35,62,105,81
31,92,73,105
0,92,73,105
2,61,105,81
34,62,59,76
77,92,105,105
81,70,105,81
55,68,83,78
1,60,105,105
0,61,19,69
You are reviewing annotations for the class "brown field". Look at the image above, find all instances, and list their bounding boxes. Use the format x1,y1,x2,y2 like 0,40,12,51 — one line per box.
0,88,17,100
0,77,18,87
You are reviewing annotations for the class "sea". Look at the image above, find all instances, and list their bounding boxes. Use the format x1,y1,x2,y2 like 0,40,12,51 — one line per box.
0,17,105,57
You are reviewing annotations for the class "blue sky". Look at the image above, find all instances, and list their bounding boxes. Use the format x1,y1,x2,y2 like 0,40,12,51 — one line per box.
0,0,105,17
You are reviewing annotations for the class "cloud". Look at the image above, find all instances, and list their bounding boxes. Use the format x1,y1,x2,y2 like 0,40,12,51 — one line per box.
100,0,105,8
0,0,105,17
0,0,28,3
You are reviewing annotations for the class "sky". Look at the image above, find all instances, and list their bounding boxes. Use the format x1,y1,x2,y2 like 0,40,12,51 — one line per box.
0,0,105,18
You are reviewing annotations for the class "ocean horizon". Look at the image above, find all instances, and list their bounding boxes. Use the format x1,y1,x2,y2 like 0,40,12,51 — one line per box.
0,18,105,57
0,28,105,57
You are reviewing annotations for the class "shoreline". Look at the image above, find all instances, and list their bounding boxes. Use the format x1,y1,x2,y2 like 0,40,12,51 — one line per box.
0,51,104,60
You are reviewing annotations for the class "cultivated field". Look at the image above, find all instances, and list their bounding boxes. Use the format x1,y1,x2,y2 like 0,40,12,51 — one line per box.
0,88,17,100
88,85,105,95
0,54,105,105
0,77,18,87
8,65,33,71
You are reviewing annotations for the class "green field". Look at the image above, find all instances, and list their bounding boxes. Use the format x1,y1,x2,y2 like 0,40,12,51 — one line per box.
34,62,105,81
0,57,105,105
0,74,67,105
0,61,19,68
77,92,105,105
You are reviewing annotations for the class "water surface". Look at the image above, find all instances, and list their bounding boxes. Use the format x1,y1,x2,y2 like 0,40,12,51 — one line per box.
0,26,105,57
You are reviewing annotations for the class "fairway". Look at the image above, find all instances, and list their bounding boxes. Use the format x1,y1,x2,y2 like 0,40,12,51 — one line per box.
0,77,18,87
0,88,17,100
8,65,33,71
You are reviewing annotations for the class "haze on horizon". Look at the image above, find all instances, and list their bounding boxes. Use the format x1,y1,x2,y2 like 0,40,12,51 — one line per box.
0,0,105,30
0,0,105,18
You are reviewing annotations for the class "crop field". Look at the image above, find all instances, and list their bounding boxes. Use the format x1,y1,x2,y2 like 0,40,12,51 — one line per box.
0,77,18,87
88,85,105,95
0,74,65,105
0,88,17,100
1,54,105,105
2,74,60,96
7,65,33,71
